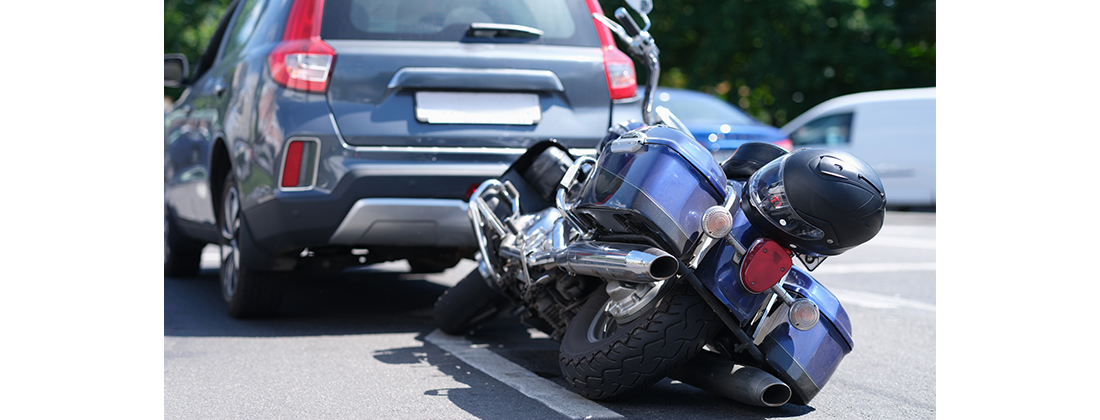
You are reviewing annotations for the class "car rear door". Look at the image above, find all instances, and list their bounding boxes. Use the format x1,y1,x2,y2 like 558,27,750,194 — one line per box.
319,0,614,150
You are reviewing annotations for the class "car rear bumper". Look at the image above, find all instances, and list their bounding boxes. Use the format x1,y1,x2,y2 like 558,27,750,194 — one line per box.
327,198,473,247
240,146,514,259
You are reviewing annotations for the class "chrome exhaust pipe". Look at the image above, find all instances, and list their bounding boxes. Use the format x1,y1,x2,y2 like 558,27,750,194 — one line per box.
668,351,792,407
553,241,679,283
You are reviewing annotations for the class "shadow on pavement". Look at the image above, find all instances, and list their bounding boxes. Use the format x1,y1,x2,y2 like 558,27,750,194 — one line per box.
164,265,455,338
369,317,817,420
166,263,820,418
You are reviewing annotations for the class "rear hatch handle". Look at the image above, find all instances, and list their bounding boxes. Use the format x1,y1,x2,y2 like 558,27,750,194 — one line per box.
384,67,564,103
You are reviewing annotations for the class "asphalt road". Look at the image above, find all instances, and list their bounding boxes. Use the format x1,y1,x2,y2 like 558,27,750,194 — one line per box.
164,211,936,419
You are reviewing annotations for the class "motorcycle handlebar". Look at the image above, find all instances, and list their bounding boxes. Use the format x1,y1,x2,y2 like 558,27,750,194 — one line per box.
614,7,642,38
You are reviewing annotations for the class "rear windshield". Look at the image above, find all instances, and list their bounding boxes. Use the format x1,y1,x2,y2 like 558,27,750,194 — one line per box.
321,0,600,47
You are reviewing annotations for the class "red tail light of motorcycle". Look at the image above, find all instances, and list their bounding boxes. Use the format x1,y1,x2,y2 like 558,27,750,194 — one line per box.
739,238,793,294
269,0,336,93
584,0,637,100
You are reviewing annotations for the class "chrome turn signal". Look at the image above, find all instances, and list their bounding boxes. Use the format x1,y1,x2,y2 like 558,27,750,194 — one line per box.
701,206,733,239
788,298,820,331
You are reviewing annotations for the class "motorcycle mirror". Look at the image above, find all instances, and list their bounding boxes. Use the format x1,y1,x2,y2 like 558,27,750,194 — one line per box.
625,0,653,15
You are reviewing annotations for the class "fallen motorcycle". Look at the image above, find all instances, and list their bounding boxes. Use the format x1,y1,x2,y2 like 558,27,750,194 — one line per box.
433,0,886,407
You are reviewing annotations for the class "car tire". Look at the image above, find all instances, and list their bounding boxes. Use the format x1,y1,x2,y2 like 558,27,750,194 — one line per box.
558,281,722,400
165,205,204,277
408,251,462,274
433,269,507,335
218,171,286,318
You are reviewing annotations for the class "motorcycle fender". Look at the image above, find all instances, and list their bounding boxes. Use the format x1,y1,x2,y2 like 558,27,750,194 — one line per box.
692,239,772,326
754,267,853,405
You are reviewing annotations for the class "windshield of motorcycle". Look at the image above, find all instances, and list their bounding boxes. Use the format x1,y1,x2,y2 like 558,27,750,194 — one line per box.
747,155,825,241
574,143,724,256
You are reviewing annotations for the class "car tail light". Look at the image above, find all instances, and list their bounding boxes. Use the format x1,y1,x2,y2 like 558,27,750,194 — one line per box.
280,139,318,189
584,0,636,100
739,238,793,293
269,0,335,93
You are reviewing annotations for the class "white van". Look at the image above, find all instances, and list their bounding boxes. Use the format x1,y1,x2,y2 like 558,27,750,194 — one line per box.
780,87,935,208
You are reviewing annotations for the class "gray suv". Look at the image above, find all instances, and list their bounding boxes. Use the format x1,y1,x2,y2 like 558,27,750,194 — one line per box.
164,0,637,317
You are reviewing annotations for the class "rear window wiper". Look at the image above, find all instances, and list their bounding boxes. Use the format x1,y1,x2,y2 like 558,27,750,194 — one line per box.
465,23,544,39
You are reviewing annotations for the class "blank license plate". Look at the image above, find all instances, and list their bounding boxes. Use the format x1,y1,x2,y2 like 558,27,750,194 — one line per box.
415,92,541,125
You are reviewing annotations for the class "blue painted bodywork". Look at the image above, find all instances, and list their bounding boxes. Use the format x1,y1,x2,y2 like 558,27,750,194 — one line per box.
575,125,729,256
690,190,854,404
574,121,852,403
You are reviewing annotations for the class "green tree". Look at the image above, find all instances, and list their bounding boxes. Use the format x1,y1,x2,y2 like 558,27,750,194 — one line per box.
599,0,935,127
164,0,233,100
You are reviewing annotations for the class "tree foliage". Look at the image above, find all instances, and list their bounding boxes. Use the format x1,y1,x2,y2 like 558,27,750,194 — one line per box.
163,0,935,126
599,0,935,127
164,0,233,99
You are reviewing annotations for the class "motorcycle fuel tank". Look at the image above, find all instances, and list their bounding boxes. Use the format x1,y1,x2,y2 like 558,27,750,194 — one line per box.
572,125,728,256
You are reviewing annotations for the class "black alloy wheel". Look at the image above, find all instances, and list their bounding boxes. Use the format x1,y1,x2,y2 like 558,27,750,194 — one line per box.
218,171,286,318
559,280,722,400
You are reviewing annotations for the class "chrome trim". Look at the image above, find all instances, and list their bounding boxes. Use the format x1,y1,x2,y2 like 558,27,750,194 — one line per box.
388,67,565,92
277,137,321,192
555,156,597,234
553,241,678,283
468,179,522,283
688,184,741,269
327,198,475,247
330,112,351,149
602,279,667,323
349,163,510,177
351,146,525,155
751,293,779,340
343,145,600,157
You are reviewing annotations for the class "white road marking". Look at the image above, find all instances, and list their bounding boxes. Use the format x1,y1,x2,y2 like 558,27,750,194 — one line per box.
811,262,937,274
866,235,936,250
425,330,623,419
829,288,936,312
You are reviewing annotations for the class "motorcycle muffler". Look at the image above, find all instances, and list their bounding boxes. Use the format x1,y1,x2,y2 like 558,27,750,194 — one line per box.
668,351,792,407
553,241,679,283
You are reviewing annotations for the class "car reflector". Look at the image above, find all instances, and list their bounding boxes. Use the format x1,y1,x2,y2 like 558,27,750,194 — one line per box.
739,238,792,294
282,142,304,187
280,138,318,189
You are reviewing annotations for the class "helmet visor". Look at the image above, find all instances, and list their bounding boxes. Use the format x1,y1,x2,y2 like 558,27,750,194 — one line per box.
747,155,825,241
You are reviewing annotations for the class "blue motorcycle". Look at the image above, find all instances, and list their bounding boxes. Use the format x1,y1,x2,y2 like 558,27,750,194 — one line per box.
433,0,886,407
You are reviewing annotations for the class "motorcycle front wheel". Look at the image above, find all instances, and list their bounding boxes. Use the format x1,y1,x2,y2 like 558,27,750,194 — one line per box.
433,269,507,335
559,280,722,400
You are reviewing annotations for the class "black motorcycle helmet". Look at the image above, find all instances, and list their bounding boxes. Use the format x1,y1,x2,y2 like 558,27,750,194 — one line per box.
740,148,886,256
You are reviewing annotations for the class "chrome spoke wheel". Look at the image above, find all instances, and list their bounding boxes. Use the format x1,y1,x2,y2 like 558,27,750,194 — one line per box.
586,280,667,342
586,299,621,343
